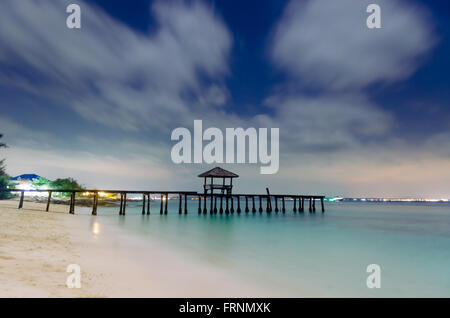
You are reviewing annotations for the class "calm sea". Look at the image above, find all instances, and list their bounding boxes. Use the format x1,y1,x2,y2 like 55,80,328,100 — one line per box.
74,200,450,297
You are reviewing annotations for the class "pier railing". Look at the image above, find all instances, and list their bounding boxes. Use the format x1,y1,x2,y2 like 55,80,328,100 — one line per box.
0,189,325,215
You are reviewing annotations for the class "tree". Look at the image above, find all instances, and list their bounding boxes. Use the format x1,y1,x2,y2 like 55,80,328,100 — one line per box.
51,178,85,197
0,134,6,176
0,134,11,199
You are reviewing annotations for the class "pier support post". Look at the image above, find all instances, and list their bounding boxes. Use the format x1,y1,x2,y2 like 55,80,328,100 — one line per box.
245,196,249,213
203,195,207,214
210,193,213,214
293,197,297,212
266,196,270,212
147,194,150,215
92,192,98,216
300,198,304,212
230,196,234,213
312,198,316,212
69,192,75,214
321,198,325,213
237,196,241,213
219,196,223,214
309,198,312,213
198,196,202,214
275,196,279,212
164,193,168,214
18,191,24,209
179,194,182,214
214,196,217,214
46,191,52,212
160,194,163,214
282,197,286,213
225,196,229,214
142,194,146,215
184,194,188,214
252,196,256,213
119,193,123,214
259,196,263,213
122,193,127,215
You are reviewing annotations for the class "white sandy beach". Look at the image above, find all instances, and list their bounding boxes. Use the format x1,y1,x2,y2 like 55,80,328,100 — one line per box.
0,200,288,298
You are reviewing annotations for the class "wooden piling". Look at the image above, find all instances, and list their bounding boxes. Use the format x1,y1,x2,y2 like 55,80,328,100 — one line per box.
282,197,286,213
300,198,304,212
237,196,241,213
266,188,272,212
214,196,217,214
122,193,127,215
219,195,223,214
312,198,316,212
69,192,75,214
252,196,256,213
210,193,213,214
321,198,325,213
46,191,52,212
147,194,150,215
203,195,207,214
274,196,279,212
293,197,297,212
160,194,163,214
259,196,263,212
142,194,146,215
245,196,249,213
198,195,202,214
119,193,123,214
230,196,234,213
309,197,312,213
18,191,24,209
92,192,98,216
184,194,188,214
225,196,229,214
164,193,168,214
179,194,182,214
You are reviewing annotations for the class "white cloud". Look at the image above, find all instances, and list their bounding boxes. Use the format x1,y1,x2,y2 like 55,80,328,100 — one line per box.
271,0,435,90
0,0,232,132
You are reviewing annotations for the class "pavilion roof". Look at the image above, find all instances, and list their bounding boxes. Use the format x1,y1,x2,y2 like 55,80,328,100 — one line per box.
198,167,239,178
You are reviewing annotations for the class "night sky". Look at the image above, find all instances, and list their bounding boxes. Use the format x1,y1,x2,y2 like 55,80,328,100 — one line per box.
0,0,449,197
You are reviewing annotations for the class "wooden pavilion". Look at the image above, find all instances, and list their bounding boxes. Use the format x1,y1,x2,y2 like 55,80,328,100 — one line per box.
198,167,239,195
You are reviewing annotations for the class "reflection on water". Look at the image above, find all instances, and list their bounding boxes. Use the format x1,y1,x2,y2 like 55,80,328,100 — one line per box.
75,201,450,297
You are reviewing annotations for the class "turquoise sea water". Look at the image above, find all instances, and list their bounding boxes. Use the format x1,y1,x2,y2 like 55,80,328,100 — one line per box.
75,200,450,297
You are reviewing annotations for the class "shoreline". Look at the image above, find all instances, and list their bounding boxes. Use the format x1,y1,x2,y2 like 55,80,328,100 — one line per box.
0,200,291,297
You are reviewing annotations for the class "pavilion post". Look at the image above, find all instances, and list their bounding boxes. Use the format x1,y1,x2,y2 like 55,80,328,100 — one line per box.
230,196,234,213
198,195,202,214
214,196,217,214
219,195,223,214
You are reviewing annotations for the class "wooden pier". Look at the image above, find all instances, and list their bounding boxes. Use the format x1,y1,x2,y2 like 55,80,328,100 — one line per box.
0,189,325,215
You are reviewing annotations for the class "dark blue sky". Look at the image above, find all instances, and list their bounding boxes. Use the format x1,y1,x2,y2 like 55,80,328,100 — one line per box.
1,0,449,197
